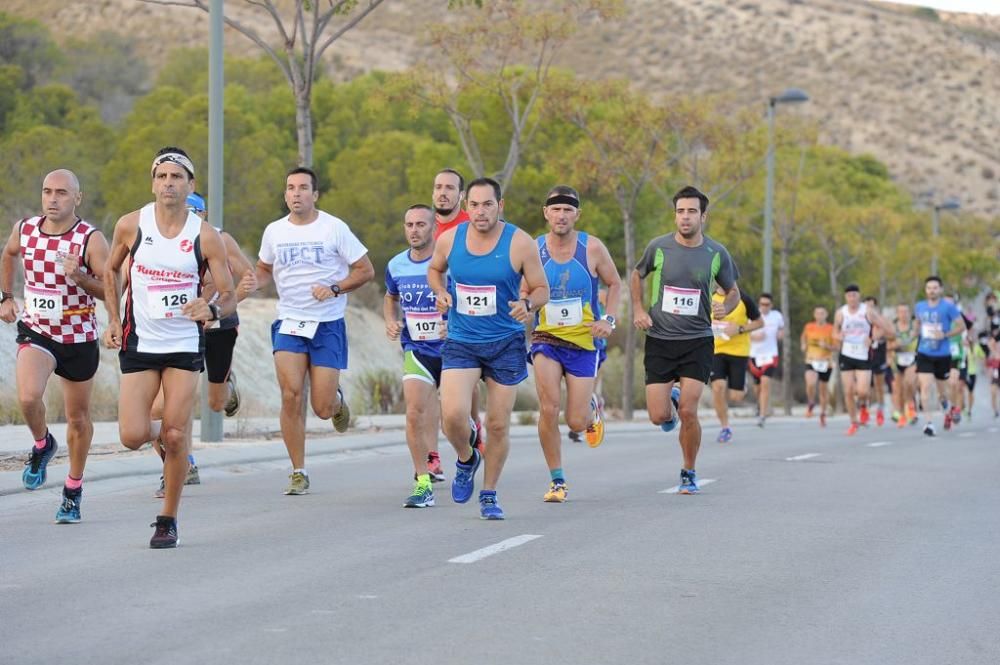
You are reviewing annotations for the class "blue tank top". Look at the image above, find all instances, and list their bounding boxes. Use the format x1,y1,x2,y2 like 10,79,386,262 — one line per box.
446,222,524,343
534,232,600,351
385,249,445,357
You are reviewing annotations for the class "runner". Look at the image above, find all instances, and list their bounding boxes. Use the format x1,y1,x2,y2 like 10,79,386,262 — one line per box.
800,306,835,427
427,177,549,519
631,186,740,494
965,331,985,419
0,169,109,523
103,147,236,548
943,295,974,428
384,204,453,507
710,286,763,442
748,293,784,427
889,303,920,427
987,333,1000,419
432,168,484,451
913,276,965,437
527,185,621,502
864,296,890,426
832,285,894,436
255,166,374,495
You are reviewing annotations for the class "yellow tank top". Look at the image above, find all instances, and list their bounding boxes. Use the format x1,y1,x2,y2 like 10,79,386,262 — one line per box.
803,322,834,360
712,293,752,356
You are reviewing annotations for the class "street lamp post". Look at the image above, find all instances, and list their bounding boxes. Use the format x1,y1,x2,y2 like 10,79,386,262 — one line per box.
930,199,960,275
763,87,809,294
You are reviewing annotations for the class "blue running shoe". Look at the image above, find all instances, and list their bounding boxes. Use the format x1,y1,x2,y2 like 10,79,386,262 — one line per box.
660,385,681,433
451,448,482,504
717,427,733,443
678,469,700,494
55,489,82,524
23,432,58,491
479,490,505,520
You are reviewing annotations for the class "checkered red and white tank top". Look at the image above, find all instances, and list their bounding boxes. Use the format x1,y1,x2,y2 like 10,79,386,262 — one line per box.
19,216,99,344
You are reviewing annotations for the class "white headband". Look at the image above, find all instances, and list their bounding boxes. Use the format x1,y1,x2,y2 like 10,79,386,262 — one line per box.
151,153,195,178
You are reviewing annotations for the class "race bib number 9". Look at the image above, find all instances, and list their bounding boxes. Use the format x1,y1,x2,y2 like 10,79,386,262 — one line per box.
405,311,443,341
661,285,700,316
278,318,319,339
147,282,195,319
24,285,63,320
544,297,583,327
455,283,497,316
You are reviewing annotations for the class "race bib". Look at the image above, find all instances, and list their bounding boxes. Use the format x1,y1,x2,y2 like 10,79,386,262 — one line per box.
661,285,700,316
842,341,868,360
896,352,915,366
544,297,583,327
147,282,196,319
921,322,943,340
278,319,319,339
949,341,961,358
754,355,774,368
405,311,443,341
455,283,497,316
24,285,62,320
809,360,830,373
711,321,731,340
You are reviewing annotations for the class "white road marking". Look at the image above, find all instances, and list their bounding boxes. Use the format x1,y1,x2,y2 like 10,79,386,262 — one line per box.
867,441,893,448
448,534,543,564
958,432,975,438
785,453,822,461
659,478,717,494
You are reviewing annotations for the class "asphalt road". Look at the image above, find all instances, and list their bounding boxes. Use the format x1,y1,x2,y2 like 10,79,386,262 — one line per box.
2,410,999,665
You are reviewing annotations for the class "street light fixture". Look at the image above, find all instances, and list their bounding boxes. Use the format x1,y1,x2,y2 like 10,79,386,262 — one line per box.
930,198,960,275
762,87,810,294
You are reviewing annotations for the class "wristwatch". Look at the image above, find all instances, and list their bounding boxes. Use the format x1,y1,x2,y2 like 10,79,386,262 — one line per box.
208,303,221,321
738,325,745,334
522,298,532,313
331,283,342,297
602,314,616,330
0,291,12,303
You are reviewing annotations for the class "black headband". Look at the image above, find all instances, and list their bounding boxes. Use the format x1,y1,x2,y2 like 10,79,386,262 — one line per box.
545,194,579,208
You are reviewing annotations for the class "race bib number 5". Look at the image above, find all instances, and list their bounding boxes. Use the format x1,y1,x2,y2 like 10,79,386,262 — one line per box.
147,282,195,319
405,311,443,341
25,285,63,320
278,319,319,339
661,285,700,316
455,283,497,316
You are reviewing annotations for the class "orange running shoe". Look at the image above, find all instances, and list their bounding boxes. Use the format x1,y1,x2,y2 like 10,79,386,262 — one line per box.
859,406,870,426
876,409,885,427
846,422,859,436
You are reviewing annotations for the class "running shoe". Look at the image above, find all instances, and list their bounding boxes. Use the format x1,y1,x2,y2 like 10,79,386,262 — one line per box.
472,419,485,454
876,409,885,427
906,402,917,423
479,490,505,520
154,475,165,499
284,471,310,495
584,394,605,448
427,452,446,483
568,430,582,443
897,414,908,428
859,406,870,426
757,416,766,428
404,480,435,508
149,515,179,549
846,422,859,436
224,370,241,417
185,464,201,485
951,407,962,426
943,409,953,431
678,469,699,495
22,432,58,491
891,410,902,422
717,427,733,443
332,388,350,433
543,480,568,503
806,403,815,418
54,488,82,524
660,385,681,433
451,448,481,504
923,423,936,437
819,412,827,428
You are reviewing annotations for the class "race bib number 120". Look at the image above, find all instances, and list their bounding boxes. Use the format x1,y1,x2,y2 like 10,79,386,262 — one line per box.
24,285,63,320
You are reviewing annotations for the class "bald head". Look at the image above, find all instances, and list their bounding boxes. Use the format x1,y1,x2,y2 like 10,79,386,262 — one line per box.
41,169,82,224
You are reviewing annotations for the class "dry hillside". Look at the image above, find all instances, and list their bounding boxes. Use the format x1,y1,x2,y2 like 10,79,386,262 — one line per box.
7,0,1000,215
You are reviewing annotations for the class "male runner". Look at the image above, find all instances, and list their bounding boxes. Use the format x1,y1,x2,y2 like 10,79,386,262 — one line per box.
528,185,621,502
384,204,452,507
710,286,762,442
256,167,374,495
864,296,890,426
832,285,894,436
943,296,973,428
889,303,920,427
631,186,740,494
432,168,484,451
748,293,784,427
800,306,834,426
1,169,109,523
913,276,965,437
427,177,549,519
104,147,236,548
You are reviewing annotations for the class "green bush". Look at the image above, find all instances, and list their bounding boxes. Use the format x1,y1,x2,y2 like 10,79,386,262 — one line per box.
599,346,647,411
354,368,404,414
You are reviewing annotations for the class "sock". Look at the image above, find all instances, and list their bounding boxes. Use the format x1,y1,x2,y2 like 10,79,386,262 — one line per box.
187,454,196,466
550,468,564,483
458,450,476,466
64,475,82,492
416,473,431,486
34,431,49,450
427,451,440,462
294,468,308,476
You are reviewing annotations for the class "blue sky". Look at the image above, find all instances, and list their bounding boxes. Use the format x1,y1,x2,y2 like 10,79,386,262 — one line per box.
888,0,1000,15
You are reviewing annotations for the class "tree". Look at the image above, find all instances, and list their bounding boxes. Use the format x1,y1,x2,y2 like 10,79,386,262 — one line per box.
139,0,387,166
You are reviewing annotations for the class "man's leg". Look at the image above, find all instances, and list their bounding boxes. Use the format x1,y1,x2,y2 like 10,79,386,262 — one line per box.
842,371,858,423
439,368,481,463
119,371,164,450
917,372,938,427
402,378,438,477
646,381,676,426
481,379,518,491
677,377,705,471
274,351,310,469
60,377,95,485
855,370,873,408
711,379,729,428
158,368,200,519
759,375,771,418
207,380,230,413
818,376,830,419
16,346,56,441
805,369,818,411
533,354,567,481
308,364,343,420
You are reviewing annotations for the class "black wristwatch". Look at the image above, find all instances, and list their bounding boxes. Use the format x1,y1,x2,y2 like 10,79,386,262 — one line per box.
208,303,221,321
522,298,532,313
0,291,12,303
331,283,342,297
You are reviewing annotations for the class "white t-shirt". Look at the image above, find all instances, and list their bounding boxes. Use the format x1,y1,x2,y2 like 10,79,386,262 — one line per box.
258,210,368,322
750,309,785,358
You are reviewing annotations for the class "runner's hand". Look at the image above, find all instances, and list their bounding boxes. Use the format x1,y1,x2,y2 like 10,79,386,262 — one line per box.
103,321,123,349
508,300,530,323
181,297,212,322
385,320,403,340
586,319,613,339
634,311,653,330
711,300,727,319
311,285,336,301
435,291,452,314
723,322,740,337
62,254,82,282
236,272,257,300
439,319,448,339
0,298,18,323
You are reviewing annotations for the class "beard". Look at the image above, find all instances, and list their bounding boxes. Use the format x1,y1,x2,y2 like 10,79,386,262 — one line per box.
434,203,456,216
